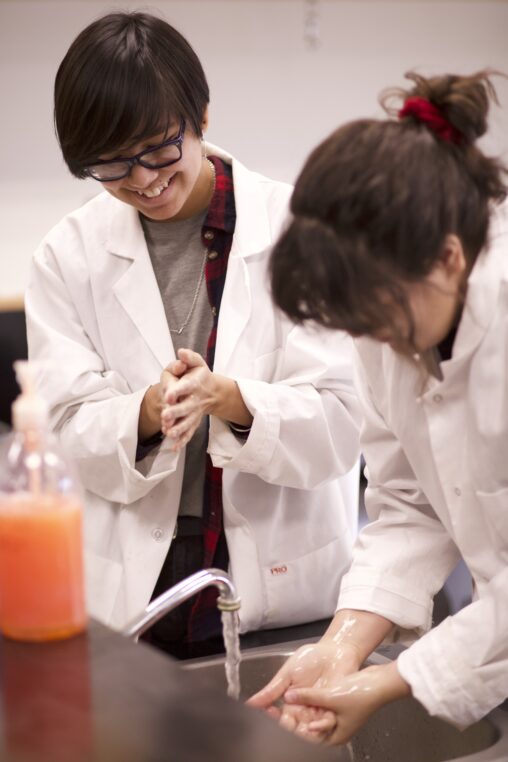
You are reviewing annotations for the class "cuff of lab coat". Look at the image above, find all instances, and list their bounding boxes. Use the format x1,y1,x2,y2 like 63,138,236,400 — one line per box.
133,434,180,480
337,567,433,633
120,388,179,490
208,378,279,473
397,617,486,727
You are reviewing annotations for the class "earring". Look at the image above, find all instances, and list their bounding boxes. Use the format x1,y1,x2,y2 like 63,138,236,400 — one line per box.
201,136,207,160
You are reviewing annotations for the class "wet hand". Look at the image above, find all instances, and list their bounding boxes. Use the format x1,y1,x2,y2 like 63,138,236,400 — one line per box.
246,640,362,742
283,661,411,746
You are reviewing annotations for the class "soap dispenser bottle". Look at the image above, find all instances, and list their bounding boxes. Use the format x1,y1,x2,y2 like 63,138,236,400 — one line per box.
0,361,87,641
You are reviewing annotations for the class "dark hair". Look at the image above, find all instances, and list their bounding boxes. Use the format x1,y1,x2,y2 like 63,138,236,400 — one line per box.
270,70,507,337
54,12,210,177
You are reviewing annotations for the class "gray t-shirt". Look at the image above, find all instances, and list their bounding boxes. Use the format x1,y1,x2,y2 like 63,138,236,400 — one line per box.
141,212,214,518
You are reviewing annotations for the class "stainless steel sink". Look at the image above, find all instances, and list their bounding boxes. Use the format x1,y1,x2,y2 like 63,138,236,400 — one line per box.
182,643,508,762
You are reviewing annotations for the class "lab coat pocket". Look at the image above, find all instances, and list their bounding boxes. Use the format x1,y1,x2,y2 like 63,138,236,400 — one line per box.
261,536,351,629
84,551,123,625
476,487,508,547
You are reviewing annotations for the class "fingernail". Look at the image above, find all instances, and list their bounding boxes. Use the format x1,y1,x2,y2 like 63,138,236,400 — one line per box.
284,690,298,702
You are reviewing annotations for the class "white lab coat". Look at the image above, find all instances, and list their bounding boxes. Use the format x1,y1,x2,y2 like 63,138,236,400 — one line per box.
338,201,508,726
25,145,361,633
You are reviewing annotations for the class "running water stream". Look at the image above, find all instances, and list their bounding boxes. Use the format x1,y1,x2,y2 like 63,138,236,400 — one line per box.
221,610,241,699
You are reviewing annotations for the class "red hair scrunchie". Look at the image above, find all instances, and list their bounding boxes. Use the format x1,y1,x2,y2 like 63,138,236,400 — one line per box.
398,97,463,145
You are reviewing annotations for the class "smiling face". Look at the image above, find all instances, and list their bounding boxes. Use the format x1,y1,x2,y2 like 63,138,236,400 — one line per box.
99,112,212,222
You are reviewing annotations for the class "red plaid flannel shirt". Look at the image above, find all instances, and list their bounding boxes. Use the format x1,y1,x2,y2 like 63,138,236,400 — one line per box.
187,156,236,642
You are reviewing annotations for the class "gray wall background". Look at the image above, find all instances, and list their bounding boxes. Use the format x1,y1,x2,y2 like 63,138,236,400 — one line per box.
1,0,508,297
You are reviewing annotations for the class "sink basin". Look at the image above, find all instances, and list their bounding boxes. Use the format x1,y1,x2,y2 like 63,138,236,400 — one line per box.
182,644,508,762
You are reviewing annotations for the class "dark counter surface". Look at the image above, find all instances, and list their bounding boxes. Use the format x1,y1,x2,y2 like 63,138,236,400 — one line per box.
0,619,345,762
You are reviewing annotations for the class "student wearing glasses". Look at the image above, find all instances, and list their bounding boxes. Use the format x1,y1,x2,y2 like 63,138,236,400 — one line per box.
25,11,361,659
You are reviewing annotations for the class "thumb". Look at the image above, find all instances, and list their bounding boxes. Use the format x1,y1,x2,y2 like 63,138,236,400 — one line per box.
284,686,335,710
164,360,187,380
161,367,184,403
246,672,292,709
177,347,206,368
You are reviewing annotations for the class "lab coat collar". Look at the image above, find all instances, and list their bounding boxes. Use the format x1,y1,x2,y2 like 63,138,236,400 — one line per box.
205,142,276,259
103,145,281,370
419,202,508,394
452,201,508,360
104,144,277,261
204,144,280,371
370,202,508,399
106,198,173,369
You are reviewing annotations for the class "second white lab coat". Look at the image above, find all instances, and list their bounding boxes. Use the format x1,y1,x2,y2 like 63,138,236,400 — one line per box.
338,201,508,726
26,145,361,633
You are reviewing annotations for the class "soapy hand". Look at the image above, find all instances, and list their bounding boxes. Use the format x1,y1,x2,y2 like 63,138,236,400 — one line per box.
247,609,400,745
247,640,362,743
160,348,253,452
160,349,214,452
283,661,411,746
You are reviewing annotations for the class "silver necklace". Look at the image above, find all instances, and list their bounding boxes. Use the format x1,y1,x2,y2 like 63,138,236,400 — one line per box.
168,159,216,336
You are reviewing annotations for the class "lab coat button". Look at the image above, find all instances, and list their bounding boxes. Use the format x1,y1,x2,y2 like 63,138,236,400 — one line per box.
433,394,443,403
204,230,214,241
211,306,217,317
208,250,219,261
152,527,164,541
454,487,461,497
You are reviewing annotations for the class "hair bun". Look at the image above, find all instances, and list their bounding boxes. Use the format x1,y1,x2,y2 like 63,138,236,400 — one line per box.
385,70,502,144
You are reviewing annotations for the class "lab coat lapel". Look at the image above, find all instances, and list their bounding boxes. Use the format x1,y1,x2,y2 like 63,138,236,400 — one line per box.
214,256,251,373
107,202,174,369
213,156,273,373
453,207,508,360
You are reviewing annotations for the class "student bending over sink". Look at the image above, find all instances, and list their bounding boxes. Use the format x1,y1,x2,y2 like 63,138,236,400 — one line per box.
250,69,508,744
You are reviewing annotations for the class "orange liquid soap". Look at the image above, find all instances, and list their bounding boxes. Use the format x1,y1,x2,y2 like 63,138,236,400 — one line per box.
0,361,87,642
0,492,86,641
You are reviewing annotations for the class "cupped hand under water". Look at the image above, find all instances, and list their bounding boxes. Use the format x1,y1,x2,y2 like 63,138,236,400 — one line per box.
246,639,363,743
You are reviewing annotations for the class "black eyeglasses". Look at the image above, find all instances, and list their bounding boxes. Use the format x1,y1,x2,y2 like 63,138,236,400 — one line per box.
83,119,186,182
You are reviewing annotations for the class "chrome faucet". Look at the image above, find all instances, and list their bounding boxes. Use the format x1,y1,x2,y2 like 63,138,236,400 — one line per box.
122,567,241,641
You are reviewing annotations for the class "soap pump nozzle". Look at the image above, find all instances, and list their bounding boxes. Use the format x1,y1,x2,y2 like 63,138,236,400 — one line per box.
12,361,49,433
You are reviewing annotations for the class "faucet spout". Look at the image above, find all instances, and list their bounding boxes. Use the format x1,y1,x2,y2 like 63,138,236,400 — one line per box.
122,567,241,641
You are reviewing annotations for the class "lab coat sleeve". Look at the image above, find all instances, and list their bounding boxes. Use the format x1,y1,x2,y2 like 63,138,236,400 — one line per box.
397,566,508,726
25,242,179,505
208,324,361,489
337,349,461,633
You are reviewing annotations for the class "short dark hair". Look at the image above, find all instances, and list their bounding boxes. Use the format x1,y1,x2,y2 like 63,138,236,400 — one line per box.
270,70,507,338
54,12,210,177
